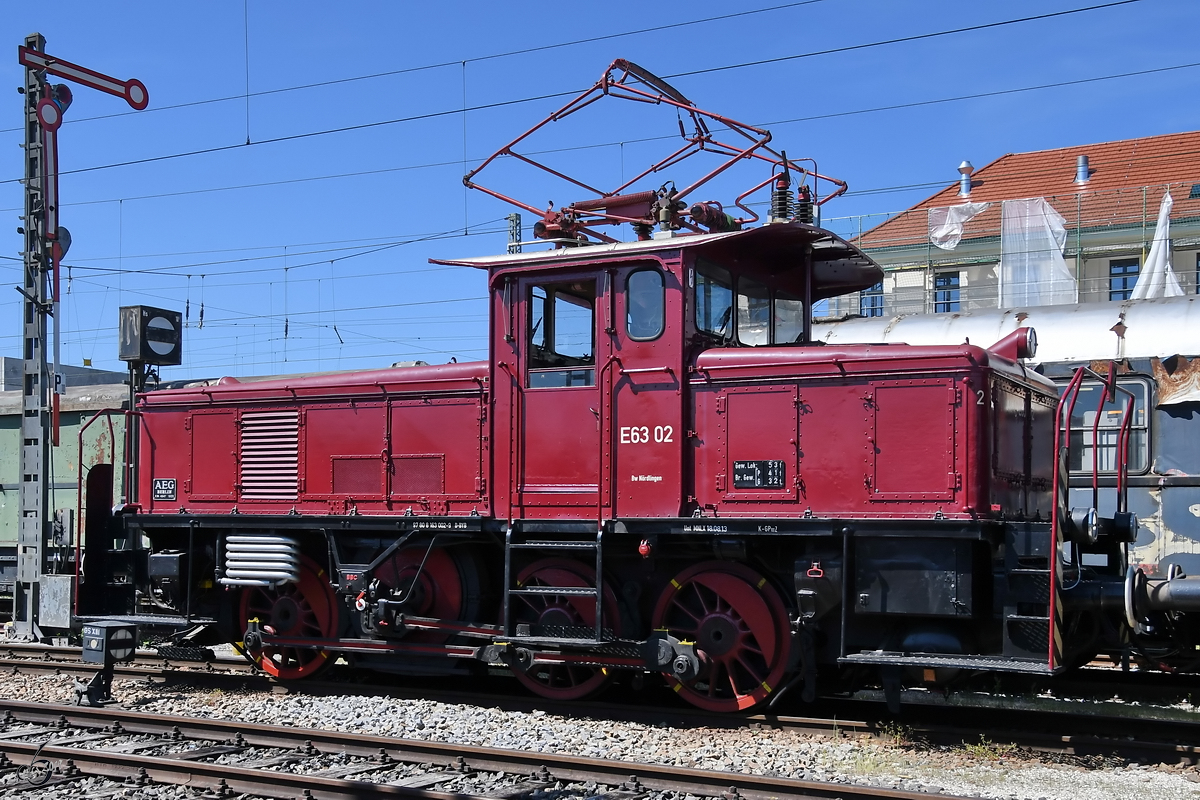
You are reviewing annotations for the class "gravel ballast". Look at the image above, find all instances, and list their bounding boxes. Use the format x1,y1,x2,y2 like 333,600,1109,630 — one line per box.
1,672,1198,799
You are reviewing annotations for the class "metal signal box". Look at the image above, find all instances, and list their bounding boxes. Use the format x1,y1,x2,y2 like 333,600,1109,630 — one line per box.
119,305,182,365
81,620,137,664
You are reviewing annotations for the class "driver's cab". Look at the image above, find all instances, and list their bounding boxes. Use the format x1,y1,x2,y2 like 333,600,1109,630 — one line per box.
434,222,882,520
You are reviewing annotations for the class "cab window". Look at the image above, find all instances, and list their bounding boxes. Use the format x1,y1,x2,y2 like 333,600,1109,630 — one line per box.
528,281,595,388
627,269,664,340
695,259,807,345
774,291,804,343
1067,379,1149,473
736,278,770,345
695,261,733,339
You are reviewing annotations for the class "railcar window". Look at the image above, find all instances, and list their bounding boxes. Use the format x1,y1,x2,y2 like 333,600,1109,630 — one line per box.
736,278,770,345
1067,379,1149,473
695,262,733,338
528,281,595,388
774,292,804,343
626,269,664,340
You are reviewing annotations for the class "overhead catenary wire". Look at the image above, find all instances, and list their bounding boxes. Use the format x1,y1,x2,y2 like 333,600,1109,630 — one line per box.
0,1,1145,186
0,1,831,134
5,58,1194,217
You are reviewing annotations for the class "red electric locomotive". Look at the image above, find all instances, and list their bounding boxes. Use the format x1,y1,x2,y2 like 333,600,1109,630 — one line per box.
76,61,1191,712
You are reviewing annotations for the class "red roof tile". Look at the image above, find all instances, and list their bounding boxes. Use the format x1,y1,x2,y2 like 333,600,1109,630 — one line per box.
858,130,1200,250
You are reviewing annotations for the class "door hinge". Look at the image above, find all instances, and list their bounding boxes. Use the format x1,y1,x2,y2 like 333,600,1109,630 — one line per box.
715,395,727,414
715,473,726,491
949,472,962,490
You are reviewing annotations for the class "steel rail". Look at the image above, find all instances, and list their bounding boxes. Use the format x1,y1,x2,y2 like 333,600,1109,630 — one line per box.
5,642,1200,768
0,699,957,800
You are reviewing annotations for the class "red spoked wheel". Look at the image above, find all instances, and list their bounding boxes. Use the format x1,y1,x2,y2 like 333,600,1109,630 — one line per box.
239,554,337,680
374,546,467,642
652,561,791,712
510,558,621,701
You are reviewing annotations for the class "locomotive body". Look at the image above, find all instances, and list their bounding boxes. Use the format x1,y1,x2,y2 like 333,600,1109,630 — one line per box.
71,59,1197,711
76,222,1153,711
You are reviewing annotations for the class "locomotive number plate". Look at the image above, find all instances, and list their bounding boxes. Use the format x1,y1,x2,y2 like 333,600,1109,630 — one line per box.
732,460,785,489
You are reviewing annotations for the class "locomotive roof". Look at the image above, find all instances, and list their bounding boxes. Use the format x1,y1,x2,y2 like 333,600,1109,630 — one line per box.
431,222,883,301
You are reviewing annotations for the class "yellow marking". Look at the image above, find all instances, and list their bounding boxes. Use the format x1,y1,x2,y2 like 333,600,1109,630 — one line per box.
320,652,329,660
761,681,772,693
601,668,608,676
670,579,681,589
673,683,683,692
318,568,325,577
756,578,766,589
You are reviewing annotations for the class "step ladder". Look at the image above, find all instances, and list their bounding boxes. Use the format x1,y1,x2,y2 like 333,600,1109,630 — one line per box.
1002,538,1053,660
501,523,608,644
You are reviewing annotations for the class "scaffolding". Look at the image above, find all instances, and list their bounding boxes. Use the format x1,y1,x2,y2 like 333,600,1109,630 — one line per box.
819,181,1200,318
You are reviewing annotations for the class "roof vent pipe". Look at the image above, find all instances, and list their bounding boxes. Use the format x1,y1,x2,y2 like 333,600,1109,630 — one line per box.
957,161,974,197
1075,155,1090,184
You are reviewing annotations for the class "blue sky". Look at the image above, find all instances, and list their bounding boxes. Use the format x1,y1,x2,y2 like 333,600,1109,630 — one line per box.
1,0,1196,380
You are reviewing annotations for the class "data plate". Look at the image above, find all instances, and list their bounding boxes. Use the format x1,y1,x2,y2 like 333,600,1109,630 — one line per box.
732,460,785,489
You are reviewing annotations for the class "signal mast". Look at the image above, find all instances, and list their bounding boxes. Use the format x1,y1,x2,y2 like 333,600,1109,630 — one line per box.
14,34,147,639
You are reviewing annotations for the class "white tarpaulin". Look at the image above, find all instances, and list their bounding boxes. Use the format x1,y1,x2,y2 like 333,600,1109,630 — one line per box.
999,198,1077,307
928,202,990,250
1131,191,1183,300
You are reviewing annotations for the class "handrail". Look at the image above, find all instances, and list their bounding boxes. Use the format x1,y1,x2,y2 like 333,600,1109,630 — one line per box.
596,355,622,526
74,407,121,616
618,366,674,376
1050,363,1135,668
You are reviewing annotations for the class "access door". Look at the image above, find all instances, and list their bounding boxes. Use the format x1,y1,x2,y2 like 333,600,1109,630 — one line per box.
611,264,684,517
517,275,610,514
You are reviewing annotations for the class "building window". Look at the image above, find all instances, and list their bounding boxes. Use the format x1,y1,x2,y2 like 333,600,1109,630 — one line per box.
934,272,960,313
860,282,884,317
1109,257,1140,301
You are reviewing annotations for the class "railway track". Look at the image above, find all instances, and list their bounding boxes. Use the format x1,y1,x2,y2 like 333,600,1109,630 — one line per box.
2,642,1198,769
0,698,956,800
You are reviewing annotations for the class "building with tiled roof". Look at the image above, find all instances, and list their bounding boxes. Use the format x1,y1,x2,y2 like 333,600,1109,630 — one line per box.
822,130,1200,317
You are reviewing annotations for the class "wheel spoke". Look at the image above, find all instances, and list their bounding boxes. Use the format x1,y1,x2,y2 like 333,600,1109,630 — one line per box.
734,654,766,685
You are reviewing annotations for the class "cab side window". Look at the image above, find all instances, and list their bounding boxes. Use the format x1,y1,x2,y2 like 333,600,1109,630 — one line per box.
528,281,595,388
627,269,664,340
736,278,770,345
695,261,733,338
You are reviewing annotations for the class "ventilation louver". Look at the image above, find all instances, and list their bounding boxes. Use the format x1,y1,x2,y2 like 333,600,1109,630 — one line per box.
239,410,299,500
